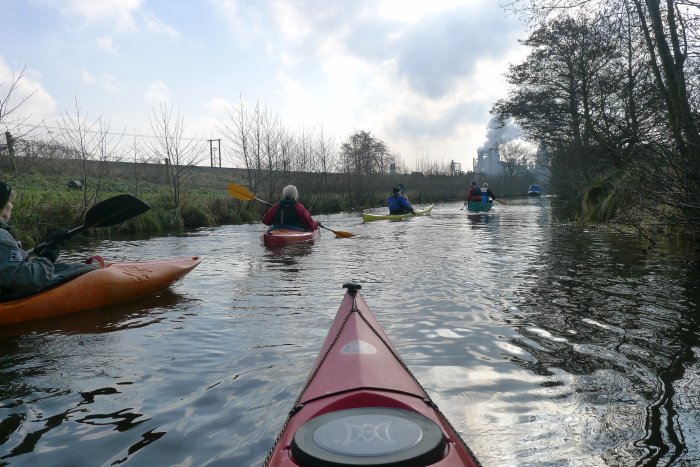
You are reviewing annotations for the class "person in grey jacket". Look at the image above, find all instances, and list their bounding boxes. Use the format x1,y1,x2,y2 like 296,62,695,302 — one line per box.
0,181,59,297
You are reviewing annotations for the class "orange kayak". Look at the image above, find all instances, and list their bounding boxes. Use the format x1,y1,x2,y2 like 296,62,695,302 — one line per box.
0,256,201,325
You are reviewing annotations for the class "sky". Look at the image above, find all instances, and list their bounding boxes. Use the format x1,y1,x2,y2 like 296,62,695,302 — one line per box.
0,0,528,171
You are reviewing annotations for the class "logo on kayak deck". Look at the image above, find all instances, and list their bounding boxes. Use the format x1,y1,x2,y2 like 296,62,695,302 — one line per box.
341,340,376,354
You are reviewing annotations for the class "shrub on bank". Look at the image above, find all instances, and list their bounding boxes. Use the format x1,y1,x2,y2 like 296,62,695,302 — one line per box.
181,205,215,228
122,209,162,233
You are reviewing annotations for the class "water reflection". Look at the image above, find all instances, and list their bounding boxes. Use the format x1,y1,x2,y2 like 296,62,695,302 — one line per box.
0,202,697,465
503,227,699,465
263,242,316,271
468,213,491,228
0,290,192,338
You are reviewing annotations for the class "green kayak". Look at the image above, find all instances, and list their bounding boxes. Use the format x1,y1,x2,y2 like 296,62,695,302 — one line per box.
361,204,433,222
467,201,493,212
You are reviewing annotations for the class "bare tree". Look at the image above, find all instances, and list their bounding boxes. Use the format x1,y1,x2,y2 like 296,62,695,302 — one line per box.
54,98,123,209
128,134,146,197
148,103,205,208
0,66,38,173
221,97,252,181
413,153,451,176
500,140,536,179
261,107,284,202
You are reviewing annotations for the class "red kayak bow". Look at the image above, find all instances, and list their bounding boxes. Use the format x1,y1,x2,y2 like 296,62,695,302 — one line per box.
265,283,481,466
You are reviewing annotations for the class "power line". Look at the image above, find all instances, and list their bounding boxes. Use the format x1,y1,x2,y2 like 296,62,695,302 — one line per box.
13,122,212,142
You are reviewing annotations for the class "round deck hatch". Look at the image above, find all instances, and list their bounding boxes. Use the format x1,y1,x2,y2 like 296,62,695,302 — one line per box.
291,407,446,466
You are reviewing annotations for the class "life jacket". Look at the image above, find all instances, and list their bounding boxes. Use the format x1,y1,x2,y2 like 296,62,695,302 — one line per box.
481,187,489,203
273,200,302,228
388,194,411,214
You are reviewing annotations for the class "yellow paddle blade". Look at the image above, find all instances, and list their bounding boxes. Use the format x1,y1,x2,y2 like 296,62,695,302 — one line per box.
320,224,354,238
227,182,256,201
333,230,354,238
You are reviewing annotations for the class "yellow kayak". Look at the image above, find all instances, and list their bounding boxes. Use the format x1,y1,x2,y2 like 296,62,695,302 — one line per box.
361,204,433,222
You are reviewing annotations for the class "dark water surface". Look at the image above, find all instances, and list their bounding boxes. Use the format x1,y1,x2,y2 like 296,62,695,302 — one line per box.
0,199,698,466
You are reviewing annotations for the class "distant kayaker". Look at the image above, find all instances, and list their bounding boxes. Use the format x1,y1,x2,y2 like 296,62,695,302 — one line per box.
0,181,61,297
387,184,415,215
262,185,319,231
466,181,482,202
481,182,496,202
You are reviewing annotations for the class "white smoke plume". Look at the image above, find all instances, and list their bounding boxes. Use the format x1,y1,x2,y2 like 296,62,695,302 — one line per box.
477,114,520,152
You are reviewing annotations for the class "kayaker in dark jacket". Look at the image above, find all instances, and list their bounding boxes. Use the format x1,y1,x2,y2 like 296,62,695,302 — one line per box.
262,185,319,231
0,181,100,301
387,185,415,215
480,182,496,202
0,181,57,297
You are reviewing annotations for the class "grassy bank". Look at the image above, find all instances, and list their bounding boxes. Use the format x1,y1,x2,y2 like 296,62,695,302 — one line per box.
1,155,538,249
4,171,258,248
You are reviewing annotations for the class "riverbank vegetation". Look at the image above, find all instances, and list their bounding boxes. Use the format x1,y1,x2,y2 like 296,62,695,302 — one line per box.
1,74,537,249
0,150,532,249
496,1,699,250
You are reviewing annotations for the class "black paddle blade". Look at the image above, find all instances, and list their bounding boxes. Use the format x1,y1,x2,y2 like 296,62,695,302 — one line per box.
28,195,151,255
84,194,150,228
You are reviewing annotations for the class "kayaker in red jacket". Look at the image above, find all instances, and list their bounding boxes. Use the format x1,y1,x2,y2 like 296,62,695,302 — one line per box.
262,185,319,231
466,181,482,202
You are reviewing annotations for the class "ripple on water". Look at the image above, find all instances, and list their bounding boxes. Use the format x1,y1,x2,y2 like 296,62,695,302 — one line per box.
0,201,698,466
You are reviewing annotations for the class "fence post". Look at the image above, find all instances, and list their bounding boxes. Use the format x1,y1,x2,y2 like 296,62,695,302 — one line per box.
4,132,16,172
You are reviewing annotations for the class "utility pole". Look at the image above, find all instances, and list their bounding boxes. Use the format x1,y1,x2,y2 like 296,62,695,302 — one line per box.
208,139,222,167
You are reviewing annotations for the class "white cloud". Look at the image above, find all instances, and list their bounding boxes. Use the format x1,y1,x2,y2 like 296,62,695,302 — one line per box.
209,0,262,38
280,52,299,68
0,58,57,123
208,0,238,22
143,12,179,37
269,0,312,41
63,0,143,31
204,98,231,113
81,70,95,84
100,73,119,92
80,70,118,91
96,36,117,53
376,0,469,23
145,81,170,105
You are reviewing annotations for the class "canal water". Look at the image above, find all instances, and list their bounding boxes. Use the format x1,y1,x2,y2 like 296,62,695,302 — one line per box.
0,199,698,466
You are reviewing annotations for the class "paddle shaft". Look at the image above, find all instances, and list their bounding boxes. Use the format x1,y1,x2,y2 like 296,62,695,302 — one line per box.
319,224,342,236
